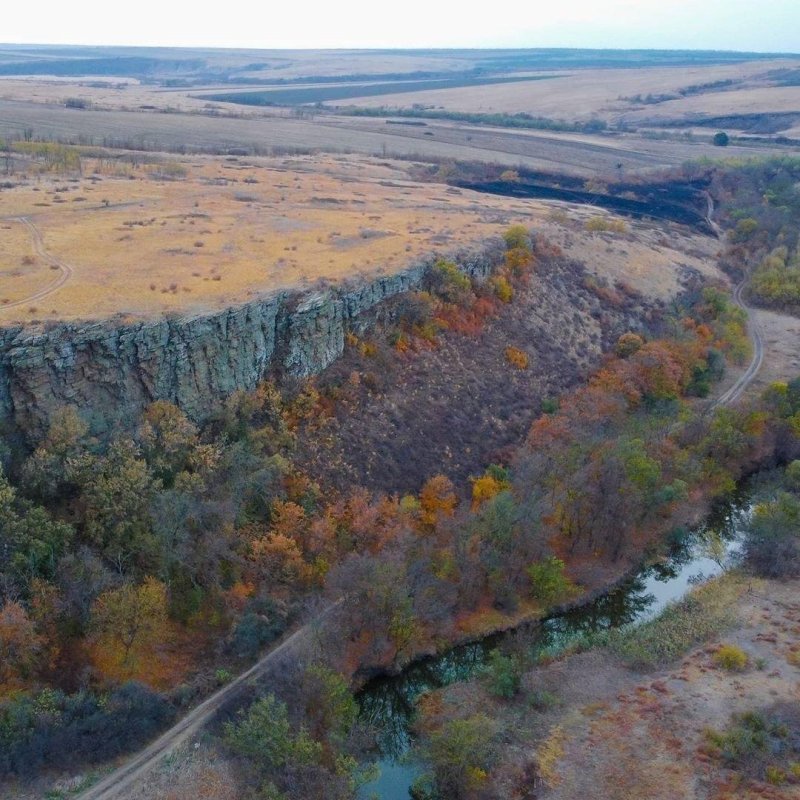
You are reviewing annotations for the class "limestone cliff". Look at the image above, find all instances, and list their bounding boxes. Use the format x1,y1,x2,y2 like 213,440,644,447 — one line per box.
0,241,503,437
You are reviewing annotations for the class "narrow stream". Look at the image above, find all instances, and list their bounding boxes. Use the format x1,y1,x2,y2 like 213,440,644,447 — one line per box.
357,491,750,800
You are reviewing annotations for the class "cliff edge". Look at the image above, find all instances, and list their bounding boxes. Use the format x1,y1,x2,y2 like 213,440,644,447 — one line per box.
0,242,503,437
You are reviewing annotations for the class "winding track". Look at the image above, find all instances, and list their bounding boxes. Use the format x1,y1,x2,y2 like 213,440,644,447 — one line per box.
710,277,765,408
703,192,765,408
76,600,341,800
0,217,73,310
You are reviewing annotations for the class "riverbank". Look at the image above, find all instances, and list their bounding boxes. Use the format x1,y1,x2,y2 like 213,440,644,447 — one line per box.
356,488,751,799
350,480,725,687
417,570,800,800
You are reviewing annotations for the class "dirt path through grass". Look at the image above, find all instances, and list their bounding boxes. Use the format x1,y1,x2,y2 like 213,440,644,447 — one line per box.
0,217,73,312
75,601,341,800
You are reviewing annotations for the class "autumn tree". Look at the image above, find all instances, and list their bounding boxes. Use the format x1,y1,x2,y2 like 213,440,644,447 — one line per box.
0,601,43,690
419,475,457,530
615,332,644,358
81,438,159,573
419,714,498,798
471,465,510,510
250,531,310,590
22,406,93,501
90,577,168,677
138,401,199,486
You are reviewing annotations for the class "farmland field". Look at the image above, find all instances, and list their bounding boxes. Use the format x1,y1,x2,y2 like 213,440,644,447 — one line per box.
200,74,558,106
326,59,800,121
0,46,798,328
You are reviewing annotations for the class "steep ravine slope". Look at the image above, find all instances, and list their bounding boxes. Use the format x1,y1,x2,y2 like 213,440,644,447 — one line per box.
295,252,660,495
0,243,503,437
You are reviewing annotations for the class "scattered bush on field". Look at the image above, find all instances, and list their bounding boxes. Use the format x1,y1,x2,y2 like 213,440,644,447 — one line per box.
703,705,800,786
713,643,749,671
585,215,627,234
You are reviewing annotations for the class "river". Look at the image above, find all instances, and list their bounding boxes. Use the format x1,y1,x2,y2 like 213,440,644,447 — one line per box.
357,490,750,799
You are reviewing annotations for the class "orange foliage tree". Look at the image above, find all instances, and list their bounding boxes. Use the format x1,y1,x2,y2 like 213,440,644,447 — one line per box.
419,475,457,530
0,601,43,692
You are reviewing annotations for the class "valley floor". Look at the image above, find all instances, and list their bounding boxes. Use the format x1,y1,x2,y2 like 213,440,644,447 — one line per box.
484,574,800,799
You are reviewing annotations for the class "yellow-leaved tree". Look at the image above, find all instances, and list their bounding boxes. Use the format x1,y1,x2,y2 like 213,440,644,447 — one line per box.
90,577,168,681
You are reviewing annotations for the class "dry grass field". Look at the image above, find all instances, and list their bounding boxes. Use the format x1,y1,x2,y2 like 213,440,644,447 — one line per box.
3,56,799,131
532,204,722,299
334,60,789,113
0,152,550,321
0,78,241,115
1,51,798,181
0,220,59,306
0,98,791,182
0,149,724,324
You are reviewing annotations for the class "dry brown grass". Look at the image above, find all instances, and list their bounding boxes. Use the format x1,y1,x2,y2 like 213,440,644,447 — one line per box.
746,306,800,397
0,152,729,324
533,202,723,300
0,152,558,322
0,78,228,115
332,60,800,121
0,220,56,306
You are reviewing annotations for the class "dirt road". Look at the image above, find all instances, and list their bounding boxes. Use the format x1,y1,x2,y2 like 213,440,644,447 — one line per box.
75,601,340,800
710,277,765,408
0,217,72,311
703,192,764,408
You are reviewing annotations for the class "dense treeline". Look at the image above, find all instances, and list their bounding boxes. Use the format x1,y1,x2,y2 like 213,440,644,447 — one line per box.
342,107,602,133
0,57,204,78
709,156,800,311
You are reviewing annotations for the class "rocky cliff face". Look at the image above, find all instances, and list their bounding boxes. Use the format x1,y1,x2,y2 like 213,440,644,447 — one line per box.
0,241,503,437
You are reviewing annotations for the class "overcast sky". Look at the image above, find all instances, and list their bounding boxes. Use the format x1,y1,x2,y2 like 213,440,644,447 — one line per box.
4,0,799,52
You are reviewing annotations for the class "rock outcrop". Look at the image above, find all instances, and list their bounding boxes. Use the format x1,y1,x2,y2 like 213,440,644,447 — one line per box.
0,241,503,437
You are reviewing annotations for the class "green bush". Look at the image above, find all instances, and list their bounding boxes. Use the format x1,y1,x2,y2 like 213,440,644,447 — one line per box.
426,259,473,305
224,693,321,770
0,683,174,776
540,398,559,414
419,714,498,797
713,131,730,147
527,557,575,605
527,689,560,710
704,708,799,784
228,596,288,658
503,225,530,250
744,491,800,578
481,650,522,698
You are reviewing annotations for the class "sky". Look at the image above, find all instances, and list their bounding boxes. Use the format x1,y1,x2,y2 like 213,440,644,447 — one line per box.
3,0,799,52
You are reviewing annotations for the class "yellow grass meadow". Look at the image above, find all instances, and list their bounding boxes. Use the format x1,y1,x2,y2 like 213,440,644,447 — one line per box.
0,150,725,324
0,152,549,322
